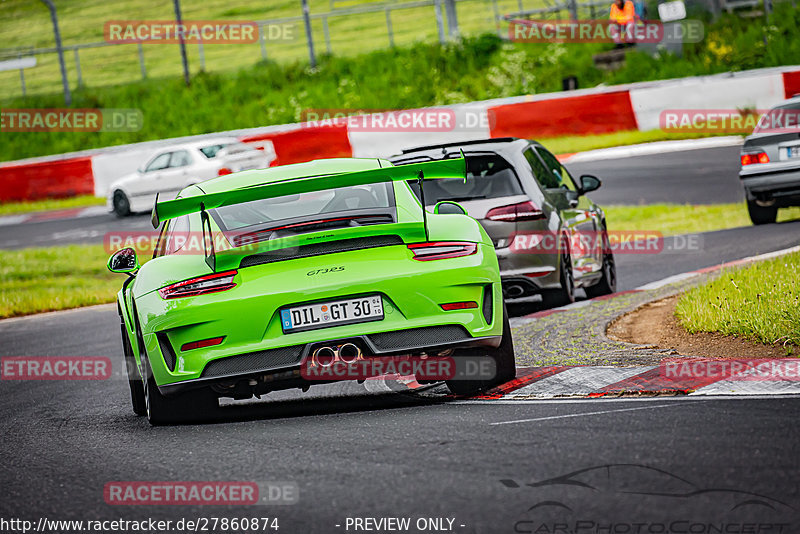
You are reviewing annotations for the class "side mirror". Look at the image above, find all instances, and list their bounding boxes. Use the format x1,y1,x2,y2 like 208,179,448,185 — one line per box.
107,247,140,274
433,201,468,216
580,174,602,194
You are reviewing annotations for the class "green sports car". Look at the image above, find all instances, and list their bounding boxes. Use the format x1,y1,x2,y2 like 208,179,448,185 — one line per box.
108,156,515,424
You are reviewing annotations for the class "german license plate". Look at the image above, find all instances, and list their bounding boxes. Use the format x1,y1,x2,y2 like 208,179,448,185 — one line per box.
788,146,800,159
280,295,383,333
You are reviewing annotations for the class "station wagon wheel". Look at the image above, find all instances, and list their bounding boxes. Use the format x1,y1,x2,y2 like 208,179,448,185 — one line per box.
113,190,131,217
541,244,575,308
747,200,777,225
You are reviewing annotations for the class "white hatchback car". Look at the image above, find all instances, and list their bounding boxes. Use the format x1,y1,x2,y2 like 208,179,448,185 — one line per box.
107,137,271,216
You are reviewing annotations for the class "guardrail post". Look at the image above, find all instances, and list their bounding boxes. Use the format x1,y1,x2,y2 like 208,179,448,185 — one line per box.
385,7,395,47
137,41,147,79
491,0,502,36
73,48,83,87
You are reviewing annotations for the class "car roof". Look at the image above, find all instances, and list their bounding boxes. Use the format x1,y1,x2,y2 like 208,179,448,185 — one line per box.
389,137,532,163
182,157,392,196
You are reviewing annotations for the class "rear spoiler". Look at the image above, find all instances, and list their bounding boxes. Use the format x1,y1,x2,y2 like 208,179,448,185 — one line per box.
150,155,466,271
151,156,465,228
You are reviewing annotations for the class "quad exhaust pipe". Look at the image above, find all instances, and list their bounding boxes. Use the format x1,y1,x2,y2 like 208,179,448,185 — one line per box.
311,343,363,367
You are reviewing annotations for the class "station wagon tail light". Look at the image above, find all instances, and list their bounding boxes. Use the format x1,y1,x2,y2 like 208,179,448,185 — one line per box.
158,270,238,299
741,152,769,166
218,167,233,176
408,242,477,261
486,201,545,222
181,336,225,352
440,301,479,311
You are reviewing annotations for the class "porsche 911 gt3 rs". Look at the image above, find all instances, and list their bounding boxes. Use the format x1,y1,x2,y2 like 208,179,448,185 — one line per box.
108,156,515,425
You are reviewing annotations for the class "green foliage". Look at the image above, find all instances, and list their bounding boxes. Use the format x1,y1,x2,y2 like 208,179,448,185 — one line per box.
2,4,798,162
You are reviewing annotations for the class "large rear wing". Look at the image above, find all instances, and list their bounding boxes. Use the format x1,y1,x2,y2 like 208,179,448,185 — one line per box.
150,155,466,271
150,156,466,228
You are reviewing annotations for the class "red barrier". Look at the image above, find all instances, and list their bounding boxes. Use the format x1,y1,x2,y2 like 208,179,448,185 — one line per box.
0,157,94,202
240,123,352,167
782,71,800,99
488,91,638,138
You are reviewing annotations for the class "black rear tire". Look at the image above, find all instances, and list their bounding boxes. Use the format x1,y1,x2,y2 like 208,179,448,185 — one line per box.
446,307,516,396
747,200,777,225
142,357,218,425
585,251,617,298
113,190,131,217
541,247,575,308
120,320,146,416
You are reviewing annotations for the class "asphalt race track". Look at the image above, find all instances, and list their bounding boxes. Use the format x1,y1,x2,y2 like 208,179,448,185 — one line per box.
1,144,799,532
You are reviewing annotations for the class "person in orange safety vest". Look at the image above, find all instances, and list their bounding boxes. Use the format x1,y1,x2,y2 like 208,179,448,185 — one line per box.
609,0,637,44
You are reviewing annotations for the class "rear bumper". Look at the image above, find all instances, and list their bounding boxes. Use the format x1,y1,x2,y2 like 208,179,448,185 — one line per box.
158,326,501,396
740,167,800,206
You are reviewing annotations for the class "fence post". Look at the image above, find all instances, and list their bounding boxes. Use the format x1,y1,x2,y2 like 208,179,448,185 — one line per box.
301,0,317,68
385,7,395,47
567,0,578,19
444,0,459,37
18,54,27,97
73,48,83,87
198,40,206,70
323,16,332,54
137,41,147,79
40,0,71,105
259,25,268,60
491,0,502,36
434,0,446,44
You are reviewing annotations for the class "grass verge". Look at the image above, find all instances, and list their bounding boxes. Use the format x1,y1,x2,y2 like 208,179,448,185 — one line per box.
0,195,105,217
604,204,800,235
676,251,800,350
0,245,122,319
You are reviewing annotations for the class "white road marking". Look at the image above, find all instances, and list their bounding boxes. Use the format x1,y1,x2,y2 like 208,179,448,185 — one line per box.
490,402,684,425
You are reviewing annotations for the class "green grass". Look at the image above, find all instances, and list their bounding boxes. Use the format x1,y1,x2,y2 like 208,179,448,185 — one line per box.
0,195,105,216
676,251,800,349
0,245,122,318
2,3,799,162
604,204,800,235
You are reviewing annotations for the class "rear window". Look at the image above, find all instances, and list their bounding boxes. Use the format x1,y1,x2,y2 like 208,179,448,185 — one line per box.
754,102,800,134
199,143,234,158
409,154,523,204
211,183,394,232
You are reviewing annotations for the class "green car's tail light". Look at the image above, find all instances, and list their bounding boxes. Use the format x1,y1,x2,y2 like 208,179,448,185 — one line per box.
741,152,769,166
158,270,238,299
408,242,477,261
486,201,545,222
181,336,225,352
440,301,479,311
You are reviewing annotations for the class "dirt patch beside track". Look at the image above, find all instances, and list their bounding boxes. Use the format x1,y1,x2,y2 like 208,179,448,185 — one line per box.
607,295,788,359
